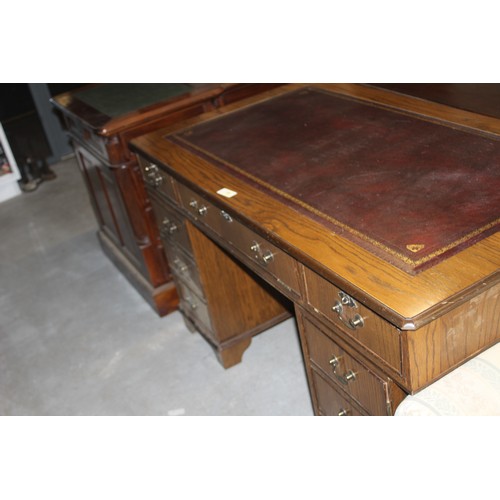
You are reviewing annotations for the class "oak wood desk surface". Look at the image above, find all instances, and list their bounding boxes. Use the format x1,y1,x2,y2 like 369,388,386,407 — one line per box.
131,83,500,331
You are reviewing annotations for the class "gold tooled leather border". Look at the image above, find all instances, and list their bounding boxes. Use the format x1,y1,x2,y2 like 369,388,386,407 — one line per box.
170,134,500,271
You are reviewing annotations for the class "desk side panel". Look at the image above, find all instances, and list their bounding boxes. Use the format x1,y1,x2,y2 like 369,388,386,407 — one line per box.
405,281,500,392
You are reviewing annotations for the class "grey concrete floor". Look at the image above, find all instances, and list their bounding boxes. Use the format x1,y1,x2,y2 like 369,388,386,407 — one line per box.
0,157,314,415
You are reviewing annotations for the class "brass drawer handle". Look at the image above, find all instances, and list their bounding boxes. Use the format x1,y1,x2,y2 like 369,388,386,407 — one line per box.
329,355,341,370
144,163,157,173
173,258,188,274
349,315,364,329
332,302,364,330
184,296,197,310
261,249,274,265
332,301,343,314
336,368,357,386
144,163,163,187
329,355,357,386
160,217,178,237
221,211,233,223
151,174,164,188
187,301,197,310
167,223,178,234
343,370,357,384
188,199,207,216
250,241,274,265
331,291,365,330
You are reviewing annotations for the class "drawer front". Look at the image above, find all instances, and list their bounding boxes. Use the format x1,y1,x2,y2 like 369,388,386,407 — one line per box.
219,215,301,296
301,315,390,415
312,370,367,416
138,156,177,202
165,245,203,297
176,280,213,336
150,196,192,254
177,182,301,296
303,266,402,373
67,117,109,159
177,181,228,235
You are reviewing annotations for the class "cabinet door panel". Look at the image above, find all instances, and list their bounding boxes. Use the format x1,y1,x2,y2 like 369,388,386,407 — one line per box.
75,145,144,269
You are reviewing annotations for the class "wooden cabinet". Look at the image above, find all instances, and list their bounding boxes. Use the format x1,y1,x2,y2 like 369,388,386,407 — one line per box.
51,83,282,316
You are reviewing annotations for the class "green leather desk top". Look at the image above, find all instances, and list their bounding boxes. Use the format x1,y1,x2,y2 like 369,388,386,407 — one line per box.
75,83,192,118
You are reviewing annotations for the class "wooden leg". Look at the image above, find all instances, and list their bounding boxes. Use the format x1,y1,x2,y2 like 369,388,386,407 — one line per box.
215,337,253,369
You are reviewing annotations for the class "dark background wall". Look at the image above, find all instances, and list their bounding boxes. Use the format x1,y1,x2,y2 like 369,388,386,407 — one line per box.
0,84,83,121
0,83,84,168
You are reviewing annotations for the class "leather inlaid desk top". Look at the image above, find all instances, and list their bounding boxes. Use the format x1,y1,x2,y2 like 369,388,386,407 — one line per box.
169,87,500,274
131,84,500,327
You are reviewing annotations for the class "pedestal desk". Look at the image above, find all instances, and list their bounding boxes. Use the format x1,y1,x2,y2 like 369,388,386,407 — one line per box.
130,84,500,416
51,83,281,316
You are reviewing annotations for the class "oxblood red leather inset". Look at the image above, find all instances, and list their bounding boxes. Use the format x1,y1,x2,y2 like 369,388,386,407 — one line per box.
168,88,500,274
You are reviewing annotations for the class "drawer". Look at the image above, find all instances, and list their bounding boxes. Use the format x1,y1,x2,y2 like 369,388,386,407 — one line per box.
301,315,391,415
177,181,235,237
177,182,301,296
303,266,402,373
150,196,192,254
67,118,109,159
176,280,214,337
165,245,203,297
312,370,367,416
218,215,301,297
137,156,177,202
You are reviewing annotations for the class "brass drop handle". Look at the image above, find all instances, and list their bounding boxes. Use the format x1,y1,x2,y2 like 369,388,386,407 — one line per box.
250,241,274,265
335,310,365,330
332,294,365,331
261,250,274,265
221,211,233,223
332,301,343,314
329,355,356,386
335,369,356,386
184,296,197,310
349,315,364,329
152,174,163,187
329,355,341,370
173,258,188,274
160,218,177,236
144,163,163,187
160,217,170,237
188,199,208,216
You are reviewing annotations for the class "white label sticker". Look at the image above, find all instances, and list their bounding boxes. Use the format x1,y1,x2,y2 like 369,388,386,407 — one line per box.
217,188,238,198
